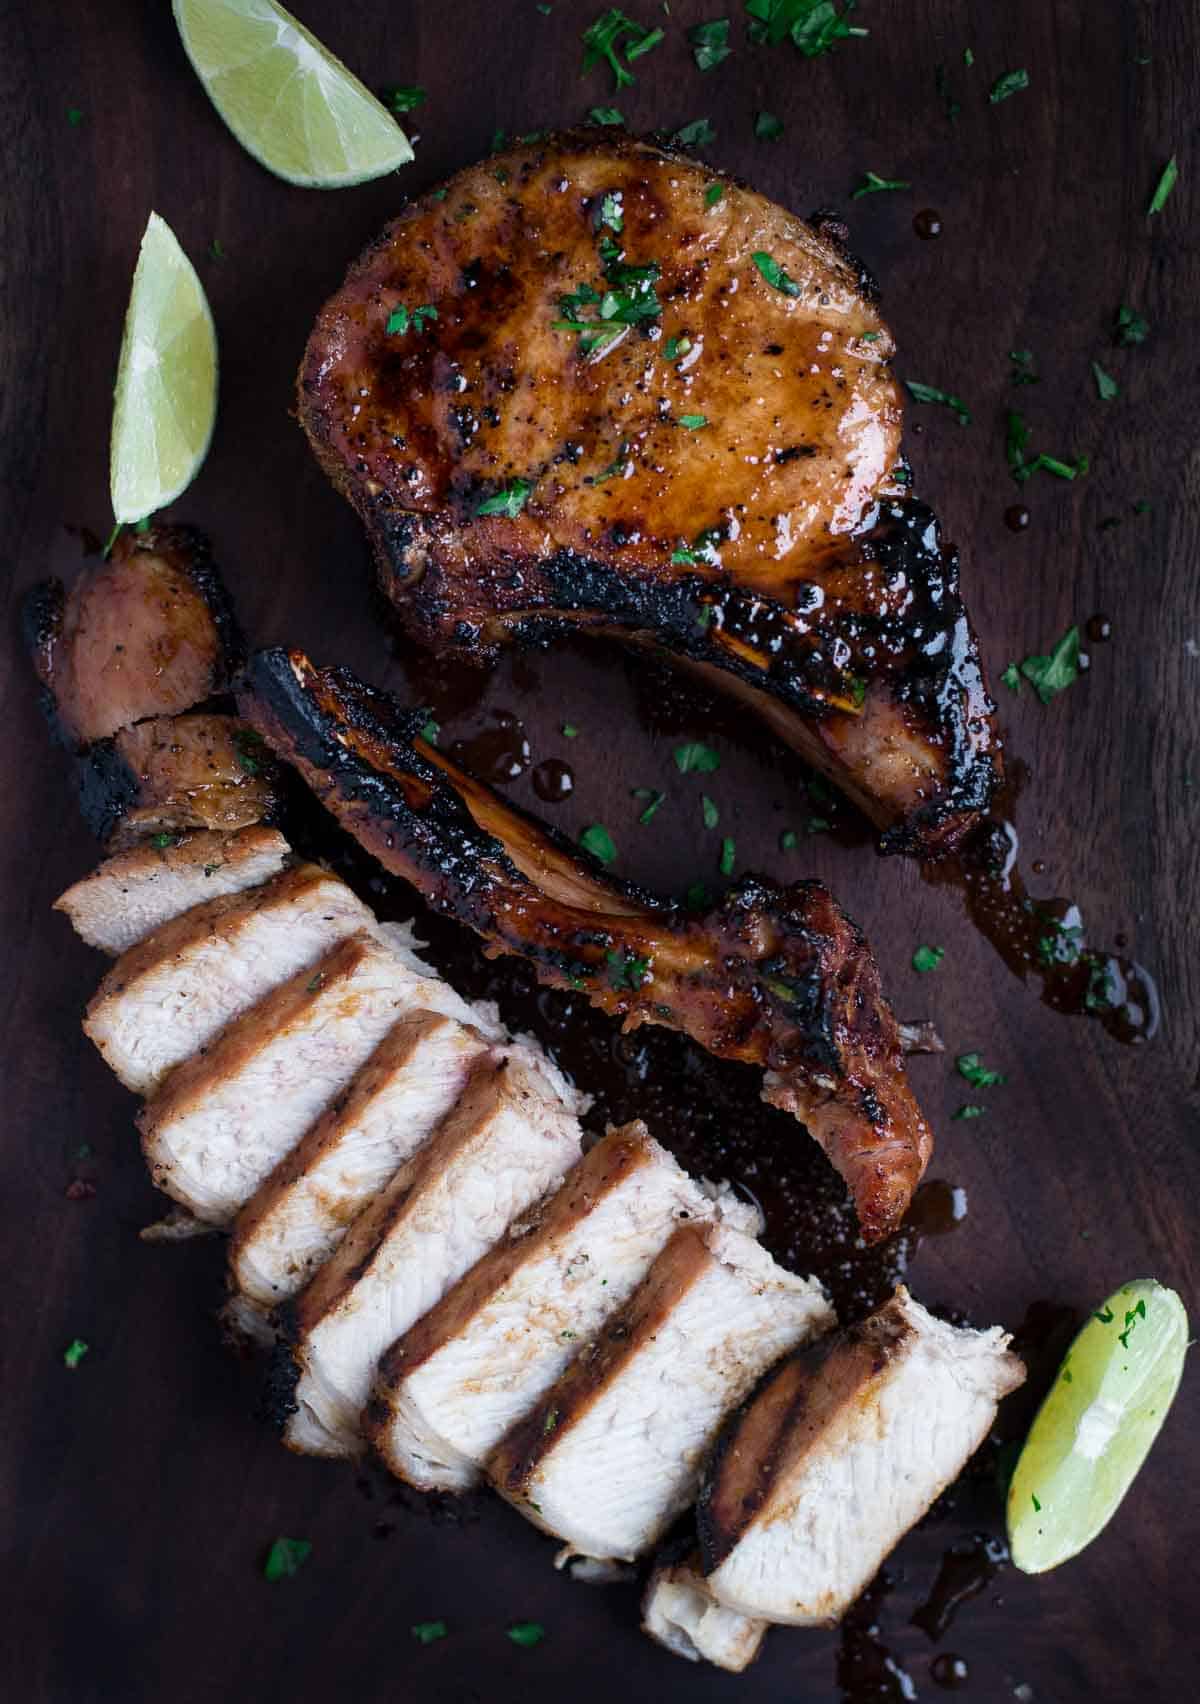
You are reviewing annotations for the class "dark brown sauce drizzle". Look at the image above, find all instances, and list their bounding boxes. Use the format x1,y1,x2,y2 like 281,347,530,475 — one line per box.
531,756,574,802
930,1653,970,1689
904,1178,968,1243
838,1569,919,1702
446,708,531,782
922,814,1160,1045
911,1533,1008,1640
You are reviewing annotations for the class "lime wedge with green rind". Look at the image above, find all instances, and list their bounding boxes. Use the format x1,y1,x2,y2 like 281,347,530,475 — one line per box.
173,0,413,189
110,212,218,525
1007,1278,1188,1573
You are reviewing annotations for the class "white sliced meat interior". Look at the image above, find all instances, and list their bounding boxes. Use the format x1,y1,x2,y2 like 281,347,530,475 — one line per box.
83,862,374,1094
54,827,292,956
229,1010,491,1309
698,1286,1026,1625
138,929,464,1223
280,1051,583,1460
487,1221,834,1562
369,1123,747,1493
642,1554,768,1673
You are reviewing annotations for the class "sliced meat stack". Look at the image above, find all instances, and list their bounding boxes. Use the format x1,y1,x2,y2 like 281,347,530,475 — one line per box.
642,1554,767,1674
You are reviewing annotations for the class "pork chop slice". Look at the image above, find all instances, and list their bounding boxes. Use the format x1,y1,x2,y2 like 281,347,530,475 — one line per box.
137,929,477,1223
54,826,291,956
487,1223,833,1561
229,1010,493,1309
698,1286,1025,1626
642,1554,767,1673
366,1123,758,1493
276,1051,583,1458
83,862,373,1095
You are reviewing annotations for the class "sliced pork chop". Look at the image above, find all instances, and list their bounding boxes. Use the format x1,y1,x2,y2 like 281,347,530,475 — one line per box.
137,929,478,1223
54,826,291,956
23,523,242,749
275,1051,583,1459
487,1223,833,1561
698,1287,1025,1626
367,1123,757,1493
83,862,373,1095
77,713,280,850
230,1010,493,1309
642,1554,767,1673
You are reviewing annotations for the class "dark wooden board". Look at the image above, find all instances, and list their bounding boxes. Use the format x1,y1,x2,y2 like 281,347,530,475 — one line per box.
2,2,1198,1699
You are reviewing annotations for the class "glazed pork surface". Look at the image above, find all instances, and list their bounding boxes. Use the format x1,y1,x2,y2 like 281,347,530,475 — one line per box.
238,646,933,1242
299,132,1000,854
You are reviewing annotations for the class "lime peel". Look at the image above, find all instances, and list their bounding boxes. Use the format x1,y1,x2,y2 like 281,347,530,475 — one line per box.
1007,1278,1188,1574
173,0,413,188
110,213,218,525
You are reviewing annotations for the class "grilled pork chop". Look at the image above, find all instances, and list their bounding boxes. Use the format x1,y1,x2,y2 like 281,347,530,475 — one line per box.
54,826,290,956
229,1009,494,1309
83,862,374,1095
276,1050,583,1458
239,647,932,1241
642,1554,767,1673
23,524,242,748
488,1222,832,1561
299,132,1000,854
697,1287,1025,1626
367,1123,758,1493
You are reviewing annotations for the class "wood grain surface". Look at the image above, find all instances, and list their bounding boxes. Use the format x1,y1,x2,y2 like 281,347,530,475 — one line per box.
2,3,1197,1700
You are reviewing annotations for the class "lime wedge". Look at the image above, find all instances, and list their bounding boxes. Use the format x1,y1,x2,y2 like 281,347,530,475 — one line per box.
1007,1278,1188,1573
172,0,413,188
110,213,218,525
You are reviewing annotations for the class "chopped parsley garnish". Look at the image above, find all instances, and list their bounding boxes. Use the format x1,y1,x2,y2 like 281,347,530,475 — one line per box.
912,944,945,973
808,816,831,834
674,741,721,773
677,413,708,430
701,794,720,829
582,10,664,89
579,823,617,864
964,47,975,66
151,832,178,850
1031,1493,1042,1512
718,837,736,876
779,829,798,850
1147,156,1178,216
663,335,692,360
419,716,440,744
234,728,266,775
1009,348,1038,385
63,1338,89,1370
754,110,784,142
561,723,580,738
507,1622,546,1647
1114,305,1149,346
1005,626,1082,705
1094,1305,1115,1324
1005,411,1088,483
263,1538,312,1581
705,181,725,207
306,973,325,994
1085,957,1122,1013
905,380,971,426
746,0,867,57
594,441,630,481
554,235,662,355
670,527,723,566
689,19,732,71
386,302,438,337
989,68,1030,103
67,106,84,126
752,250,801,297
599,191,624,232
1036,916,1085,966
543,1406,561,1434
411,1621,448,1644
954,1104,985,1121
851,171,911,199
381,85,427,113
1117,1298,1147,1349
956,1052,1006,1089
606,948,651,990
1091,362,1120,402
587,106,625,126
684,881,710,911
632,786,665,823
475,478,533,517
208,238,226,262
672,117,717,148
